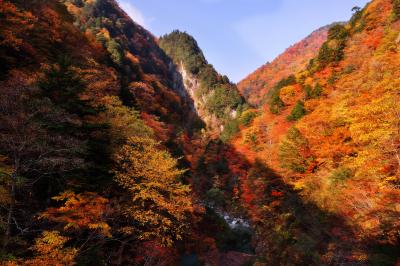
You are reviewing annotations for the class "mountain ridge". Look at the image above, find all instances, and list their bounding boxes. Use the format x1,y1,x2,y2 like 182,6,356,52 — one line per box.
238,24,331,106
0,0,399,265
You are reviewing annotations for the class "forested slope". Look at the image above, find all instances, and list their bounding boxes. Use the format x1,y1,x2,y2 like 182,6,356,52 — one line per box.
238,25,330,106
227,0,400,264
0,0,399,265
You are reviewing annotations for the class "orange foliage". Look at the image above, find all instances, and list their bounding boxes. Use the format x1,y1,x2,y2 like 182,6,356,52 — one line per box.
0,0,35,50
40,191,111,237
238,26,329,105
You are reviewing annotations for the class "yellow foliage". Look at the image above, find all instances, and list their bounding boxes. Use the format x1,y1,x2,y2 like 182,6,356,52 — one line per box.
113,136,193,246
279,85,297,105
19,231,77,266
99,96,153,152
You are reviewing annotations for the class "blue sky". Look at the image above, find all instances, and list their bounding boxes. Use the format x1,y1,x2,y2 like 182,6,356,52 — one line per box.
118,0,370,82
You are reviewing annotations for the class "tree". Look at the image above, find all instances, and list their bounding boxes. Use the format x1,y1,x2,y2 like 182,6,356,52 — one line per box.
39,56,93,116
287,101,306,121
0,0,35,51
99,96,153,153
207,86,243,119
316,24,348,68
352,6,361,13
0,72,83,250
305,83,323,99
221,119,239,143
107,38,123,65
113,136,193,247
21,231,77,265
40,191,111,238
393,0,400,20
279,127,313,174
269,93,285,114
268,76,297,114
159,30,207,75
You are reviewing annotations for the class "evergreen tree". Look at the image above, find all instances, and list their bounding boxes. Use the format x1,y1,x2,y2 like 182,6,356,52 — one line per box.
287,101,306,121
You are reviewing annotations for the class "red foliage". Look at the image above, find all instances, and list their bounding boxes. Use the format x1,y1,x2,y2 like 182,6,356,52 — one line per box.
134,241,178,266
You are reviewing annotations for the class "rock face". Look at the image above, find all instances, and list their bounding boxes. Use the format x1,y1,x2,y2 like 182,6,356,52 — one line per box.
159,30,244,134
173,61,226,132
59,0,194,129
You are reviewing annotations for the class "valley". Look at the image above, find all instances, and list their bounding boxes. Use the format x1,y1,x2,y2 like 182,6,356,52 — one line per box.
0,0,399,265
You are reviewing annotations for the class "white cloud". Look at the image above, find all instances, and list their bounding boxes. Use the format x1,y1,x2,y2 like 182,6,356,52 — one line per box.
118,0,147,27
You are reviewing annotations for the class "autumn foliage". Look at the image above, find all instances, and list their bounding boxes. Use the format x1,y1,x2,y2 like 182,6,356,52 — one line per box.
0,0,400,265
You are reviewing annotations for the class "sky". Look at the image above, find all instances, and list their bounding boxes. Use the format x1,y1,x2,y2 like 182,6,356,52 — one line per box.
118,0,370,83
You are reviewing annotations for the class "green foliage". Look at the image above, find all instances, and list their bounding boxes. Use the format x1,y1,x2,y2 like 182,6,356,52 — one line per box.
100,96,153,152
327,73,338,85
270,93,285,114
274,75,297,90
315,24,349,70
159,30,207,75
327,24,349,40
268,75,297,115
159,30,243,123
329,167,353,184
220,119,240,143
279,127,312,173
198,64,220,89
305,84,321,99
39,57,93,116
206,187,225,207
350,6,365,32
393,0,400,21
239,110,258,126
287,101,306,121
207,86,243,119
313,83,323,98
220,105,257,142
343,65,356,74
317,42,344,68
106,39,123,65
39,57,111,186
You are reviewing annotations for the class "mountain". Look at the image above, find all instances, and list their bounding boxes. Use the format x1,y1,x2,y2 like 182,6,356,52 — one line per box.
159,30,245,134
228,0,400,264
0,0,253,265
1,0,400,265
238,25,330,106
61,0,201,133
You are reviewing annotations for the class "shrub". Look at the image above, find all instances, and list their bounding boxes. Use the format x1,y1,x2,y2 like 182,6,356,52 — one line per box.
313,83,323,97
350,6,365,32
329,167,353,184
328,24,349,40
